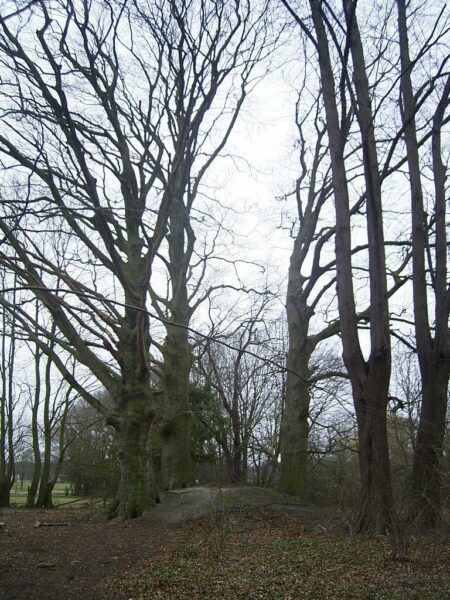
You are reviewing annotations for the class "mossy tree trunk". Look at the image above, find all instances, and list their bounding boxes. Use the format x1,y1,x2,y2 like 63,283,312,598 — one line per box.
280,247,313,498
160,325,192,490
111,397,157,519
279,354,311,497
157,184,194,491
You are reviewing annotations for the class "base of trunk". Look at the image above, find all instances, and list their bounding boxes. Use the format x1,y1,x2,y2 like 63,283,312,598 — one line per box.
279,451,308,498
160,414,192,490
109,400,159,520
0,482,10,508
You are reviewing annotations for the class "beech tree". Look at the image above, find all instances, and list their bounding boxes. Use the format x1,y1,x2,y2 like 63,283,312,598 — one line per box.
0,0,270,519
281,0,405,532
396,0,450,527
141,0,273,490
278,34,409,503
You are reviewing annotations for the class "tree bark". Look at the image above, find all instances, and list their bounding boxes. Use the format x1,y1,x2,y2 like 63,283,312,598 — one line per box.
159,183,194,490
109,393,157,520
307,0,394,533
280,280,312,497
160,326,192,490
396,0,450,527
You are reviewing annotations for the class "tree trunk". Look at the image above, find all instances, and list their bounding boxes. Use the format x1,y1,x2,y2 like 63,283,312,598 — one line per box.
26,395,41,508
280,353,310,497
411,360,448,527
0,478,9,508
280,244,314,497
354,372,394,533
109,397,157,520
231,443,243,484
160,326,192,490
396,0,450,527
307,0,394,533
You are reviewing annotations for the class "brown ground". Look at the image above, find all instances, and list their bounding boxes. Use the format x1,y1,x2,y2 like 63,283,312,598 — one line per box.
1,488,448,600
0,487,315,600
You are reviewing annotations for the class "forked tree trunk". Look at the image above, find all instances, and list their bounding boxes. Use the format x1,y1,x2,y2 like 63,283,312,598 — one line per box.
396,0,450,527
308,0,394,533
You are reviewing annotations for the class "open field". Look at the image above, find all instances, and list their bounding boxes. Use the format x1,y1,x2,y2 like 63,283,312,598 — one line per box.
1,487,449,600
9,482,101,508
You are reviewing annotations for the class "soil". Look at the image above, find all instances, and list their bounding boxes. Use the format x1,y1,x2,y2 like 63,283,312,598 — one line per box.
0,486,322,600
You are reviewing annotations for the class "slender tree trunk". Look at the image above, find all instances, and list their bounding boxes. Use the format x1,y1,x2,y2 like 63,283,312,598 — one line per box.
231,441,243,484
308,0,394,533
26,387,41,507
27,301,43,507
396,0,450,527
0,276,17,508
230,357,244,485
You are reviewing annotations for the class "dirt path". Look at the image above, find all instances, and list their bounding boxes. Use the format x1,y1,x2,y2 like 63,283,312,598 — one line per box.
0,487,317,600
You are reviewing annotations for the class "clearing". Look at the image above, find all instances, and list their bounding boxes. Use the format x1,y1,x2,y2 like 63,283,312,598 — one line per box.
0,486,449,600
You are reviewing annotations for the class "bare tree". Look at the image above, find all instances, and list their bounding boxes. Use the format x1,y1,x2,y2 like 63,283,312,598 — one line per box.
0,0,271,519
140,0,275,490
282,0,401,532
0,271,23,507
396,0,450,527
279,46,409,502
195,300,283,484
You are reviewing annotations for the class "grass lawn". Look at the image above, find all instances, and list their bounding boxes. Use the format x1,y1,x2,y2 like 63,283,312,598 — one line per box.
9,481,96,507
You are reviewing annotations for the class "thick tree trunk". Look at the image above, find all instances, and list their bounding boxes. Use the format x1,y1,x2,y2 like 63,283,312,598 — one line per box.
109,397,157,520
280,354,310,497
411,361,448,527
160,326,192,490
109,302,159,519
0,478,9,508
280,245,313,497
354,372,394,533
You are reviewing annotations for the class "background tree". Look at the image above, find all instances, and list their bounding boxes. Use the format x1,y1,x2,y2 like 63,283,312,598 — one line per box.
195,302,283,484
64,399,119,499
0,272,24,507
